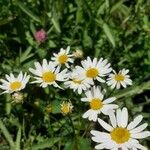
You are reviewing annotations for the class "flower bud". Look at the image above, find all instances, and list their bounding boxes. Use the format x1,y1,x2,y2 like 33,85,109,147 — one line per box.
11,92,24,104
60,101,73,115
73,49,83,58
34,29,47,43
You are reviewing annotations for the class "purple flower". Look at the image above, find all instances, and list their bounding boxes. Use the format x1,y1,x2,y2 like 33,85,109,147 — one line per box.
34,29,47,43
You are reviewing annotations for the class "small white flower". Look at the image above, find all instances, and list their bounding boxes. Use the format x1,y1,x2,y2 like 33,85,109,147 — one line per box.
91,107,150,150
29,59,68,88
81,86,118,122
64,70,92,94
51,46,74,68
0,72,30,94
107,69,132,89
75,57,112,84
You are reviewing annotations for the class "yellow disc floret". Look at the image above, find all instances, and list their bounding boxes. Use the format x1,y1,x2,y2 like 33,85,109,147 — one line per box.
86,68,99,78
115,73,125,81
90,98,103,110
10,81,22,91
42,71,56,83
72,79,82,84
58,54,68,64
111,127,130,144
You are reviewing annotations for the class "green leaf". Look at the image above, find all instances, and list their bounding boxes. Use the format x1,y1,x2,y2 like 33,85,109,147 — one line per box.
51,100,61,114
103,23,115,47
110,1,123,13
37,48,47,59
19,46,34,63
0,120,15,148
16,1,41,23
83,29,92,48
0,16,15,26
15,126,21,150
78,137,91,150
31,137,60,150
76,9,83,24
64,137,91,150
114,82,150,99
51,18,61,33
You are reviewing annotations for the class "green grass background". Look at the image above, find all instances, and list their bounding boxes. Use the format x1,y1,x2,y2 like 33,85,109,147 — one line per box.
0,0,150,149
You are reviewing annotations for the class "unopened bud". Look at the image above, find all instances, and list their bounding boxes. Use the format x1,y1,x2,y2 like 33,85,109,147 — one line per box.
60,101,73,115
73,49,83,58
45,104,52,113
11,92,24,104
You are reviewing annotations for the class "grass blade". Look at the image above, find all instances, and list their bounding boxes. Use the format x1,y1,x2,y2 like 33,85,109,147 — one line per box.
103,23,115,47
16,1,41,23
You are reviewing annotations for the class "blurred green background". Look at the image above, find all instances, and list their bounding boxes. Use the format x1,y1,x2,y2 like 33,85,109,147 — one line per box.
0,0,150,149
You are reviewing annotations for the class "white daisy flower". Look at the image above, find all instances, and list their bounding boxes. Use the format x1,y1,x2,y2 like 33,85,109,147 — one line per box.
81,86,118,122
0,72,30,94
91,107,150,150
29,59,68,88
51,46,74,68
107,69,132,89
64,70,92,94
75,57,112,84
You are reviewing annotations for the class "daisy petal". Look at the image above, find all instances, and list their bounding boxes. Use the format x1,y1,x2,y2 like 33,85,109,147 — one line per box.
95,144,104,149
108,110,117,128
98,118,113,132
121,107,128,128
127,115,143,130
116,109,122,127
134,143,147,150
103,97,116,104
131,131,150,139
130,123,148,134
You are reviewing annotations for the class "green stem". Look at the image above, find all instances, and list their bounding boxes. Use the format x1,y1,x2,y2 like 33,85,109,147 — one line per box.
0,120,15,148
67,114,79,150
107,88,115,98
6,94,11,115
67,114,75,135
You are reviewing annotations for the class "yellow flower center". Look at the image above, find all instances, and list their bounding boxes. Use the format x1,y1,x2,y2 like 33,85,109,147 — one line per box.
86,68,99,78
72,79,82,84
90,98,103,110
42,71,56,83
110,127,130,144
115,74,125,81
61,102,72,115
10,81,22,91
58,54,68,64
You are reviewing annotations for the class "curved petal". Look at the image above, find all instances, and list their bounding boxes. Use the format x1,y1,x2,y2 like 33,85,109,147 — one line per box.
130,123,148,134
127,115,143,130
98,118,113,132
121,107,128,128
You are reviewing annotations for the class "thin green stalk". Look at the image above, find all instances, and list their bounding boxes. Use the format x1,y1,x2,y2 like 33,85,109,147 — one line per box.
67,114,79,150
6,94,11,115
107,88,115,98
0,120,15,148
82,124,91,138
67,114,75,136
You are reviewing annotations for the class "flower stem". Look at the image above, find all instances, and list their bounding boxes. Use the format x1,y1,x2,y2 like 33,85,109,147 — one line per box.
5,94,11,115
107,88,115,97
67,114,79,150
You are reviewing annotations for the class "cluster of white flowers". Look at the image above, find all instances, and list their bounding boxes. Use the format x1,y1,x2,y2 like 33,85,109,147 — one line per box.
0,46,149,150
